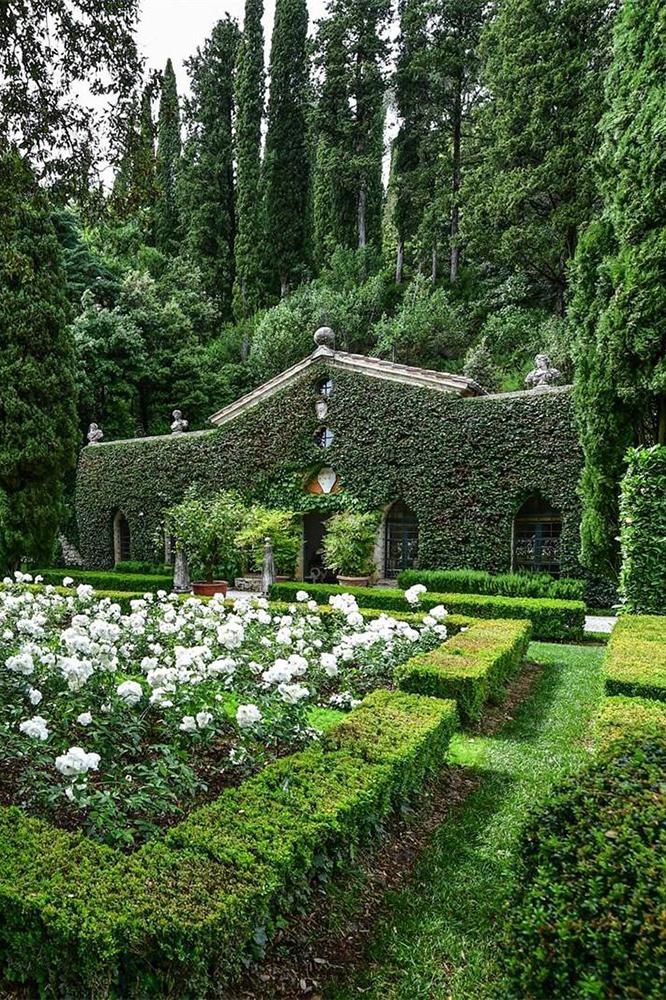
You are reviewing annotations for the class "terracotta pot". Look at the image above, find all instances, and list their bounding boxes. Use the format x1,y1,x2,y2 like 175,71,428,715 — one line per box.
337,575,371,589
192,580,228,597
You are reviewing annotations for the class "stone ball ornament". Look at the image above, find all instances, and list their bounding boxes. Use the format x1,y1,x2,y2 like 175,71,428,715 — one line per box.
313,326,336,350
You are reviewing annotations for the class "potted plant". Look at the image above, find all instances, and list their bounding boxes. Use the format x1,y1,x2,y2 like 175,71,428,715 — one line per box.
322,510,378,588
235,506,300,581
165,489,245,596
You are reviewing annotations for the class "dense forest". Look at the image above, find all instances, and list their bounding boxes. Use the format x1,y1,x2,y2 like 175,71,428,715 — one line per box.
0,0,664,580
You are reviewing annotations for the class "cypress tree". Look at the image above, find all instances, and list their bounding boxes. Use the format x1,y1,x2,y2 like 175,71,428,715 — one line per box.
181,17,240,315
465,0,615,311
233,0,265,320
0,148,78,572
110,86,157,231
571,0,666,577
155,59,182,254
263,0,311,297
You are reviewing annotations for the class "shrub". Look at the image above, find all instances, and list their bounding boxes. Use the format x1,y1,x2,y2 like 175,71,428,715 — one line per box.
164,488,245,583
395,618,531,721
270,581,585,641
501,737,666,999
0,689,458,997
398,567,585,601
322,510,379,577
619,445,666,614
594,695,666,750
113,560,171,575
235,505,300,576
605,614,666,701
28,567,174,593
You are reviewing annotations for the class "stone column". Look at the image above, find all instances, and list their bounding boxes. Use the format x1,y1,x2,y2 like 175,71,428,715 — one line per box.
261,537,275,596
173,546,191,593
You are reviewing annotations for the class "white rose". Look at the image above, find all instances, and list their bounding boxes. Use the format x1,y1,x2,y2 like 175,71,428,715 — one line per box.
77,712,93,726
296,590,309,602
236,703,262,729
116,680,143,706
196,710,213,729
277,682,310,705
179,715,197,732
19,716,49,741
62,577,74,587
55,746,100,776
28,687,43,705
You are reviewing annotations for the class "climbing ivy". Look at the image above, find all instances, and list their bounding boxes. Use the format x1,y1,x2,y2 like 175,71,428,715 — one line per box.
76,362,590,586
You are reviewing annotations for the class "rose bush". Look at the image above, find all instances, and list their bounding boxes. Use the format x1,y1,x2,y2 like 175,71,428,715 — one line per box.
0,574,447,847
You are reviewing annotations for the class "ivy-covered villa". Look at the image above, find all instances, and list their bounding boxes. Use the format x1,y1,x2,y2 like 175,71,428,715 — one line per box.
76,328,584,584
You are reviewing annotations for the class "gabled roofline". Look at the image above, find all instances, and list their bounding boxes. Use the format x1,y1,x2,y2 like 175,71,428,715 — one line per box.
208,345,483,427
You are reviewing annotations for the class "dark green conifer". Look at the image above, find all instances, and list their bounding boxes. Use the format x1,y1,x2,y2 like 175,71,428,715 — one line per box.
155,59,182,254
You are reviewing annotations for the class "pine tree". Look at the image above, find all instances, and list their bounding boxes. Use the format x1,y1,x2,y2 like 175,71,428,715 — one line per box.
155,59,182,254
181,17,240,315
233,0,265,320
571,0,666,577
0,148,78,571
465,0,615,311
263,0,311,297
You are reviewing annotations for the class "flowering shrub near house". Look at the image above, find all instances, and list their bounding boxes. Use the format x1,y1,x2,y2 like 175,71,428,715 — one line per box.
0,575,447,847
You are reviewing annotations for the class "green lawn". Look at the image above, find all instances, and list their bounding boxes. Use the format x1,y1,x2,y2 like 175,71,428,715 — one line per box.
324,641,605,1000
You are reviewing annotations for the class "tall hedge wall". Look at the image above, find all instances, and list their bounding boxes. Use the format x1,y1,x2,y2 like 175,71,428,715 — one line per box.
76,362,586,578
619,446,666,615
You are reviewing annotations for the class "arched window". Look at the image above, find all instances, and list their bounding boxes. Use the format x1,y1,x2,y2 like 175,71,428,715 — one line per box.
512,496,562,577
317,377,333,398
314,425,334,448
384,501,419,579
113,511,131,564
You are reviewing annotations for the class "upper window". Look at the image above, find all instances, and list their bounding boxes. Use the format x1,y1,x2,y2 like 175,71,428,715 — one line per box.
513,495,562,577
317,378,333,398
314,426,334,448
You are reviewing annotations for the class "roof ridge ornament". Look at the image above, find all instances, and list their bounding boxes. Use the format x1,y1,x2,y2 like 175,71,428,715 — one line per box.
313,326,335,351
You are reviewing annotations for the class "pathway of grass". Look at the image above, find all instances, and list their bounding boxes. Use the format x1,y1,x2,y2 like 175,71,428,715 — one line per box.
324,641,605,1000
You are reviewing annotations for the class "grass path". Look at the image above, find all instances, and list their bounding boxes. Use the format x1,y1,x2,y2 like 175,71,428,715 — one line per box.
324,642,605,1000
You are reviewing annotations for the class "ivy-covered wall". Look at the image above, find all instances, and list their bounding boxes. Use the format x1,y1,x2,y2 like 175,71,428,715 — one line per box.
76,361,585,577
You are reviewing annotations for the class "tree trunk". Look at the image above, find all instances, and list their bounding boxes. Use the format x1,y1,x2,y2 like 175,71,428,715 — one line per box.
431,245,438,284
450,87,462,284
280,275,289,298
658,395,666,445
395,238,404,284
357,186,367,248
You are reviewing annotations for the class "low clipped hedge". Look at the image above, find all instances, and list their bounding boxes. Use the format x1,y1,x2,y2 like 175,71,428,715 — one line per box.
398,568,585,602
594,695,666,750
501,736,666,999
605,614,666,701
114,560,172,575
270,581,584,642
0,689,457,997
396,618,531,722
29,567,174,594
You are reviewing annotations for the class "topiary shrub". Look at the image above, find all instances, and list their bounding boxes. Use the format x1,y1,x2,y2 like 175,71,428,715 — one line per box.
619,445,666,614
398,568,585,601
501,737,666,999
605,614,666,701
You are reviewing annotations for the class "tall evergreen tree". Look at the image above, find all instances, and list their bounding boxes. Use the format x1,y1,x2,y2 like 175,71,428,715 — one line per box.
571,0,665,577
155,59,182,254
263,0,311,297
233,0,265,320
465,0,615,312
181,17,240,315
110,85,157,233
0,148,78,571
312,14,356,266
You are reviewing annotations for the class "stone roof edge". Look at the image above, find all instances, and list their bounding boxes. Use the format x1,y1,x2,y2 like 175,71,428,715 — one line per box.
208,346,482,428
463,384,573,402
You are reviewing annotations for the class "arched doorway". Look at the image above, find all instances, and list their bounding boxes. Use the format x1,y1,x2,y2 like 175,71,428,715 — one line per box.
113,511,131,564
512,495,562,576
384,501,419,579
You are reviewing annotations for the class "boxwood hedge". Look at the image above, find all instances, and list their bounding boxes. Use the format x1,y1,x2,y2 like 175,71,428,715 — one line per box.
501,736,666,999
594,695,666,750
396,618,531,721
619,445,666,615
605,614,666,700
270,580,584,641
29,567,174,593
0,689,458,998
397,568,585,601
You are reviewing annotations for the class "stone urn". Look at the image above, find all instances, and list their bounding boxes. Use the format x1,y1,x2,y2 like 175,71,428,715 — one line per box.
336,575,371,589
192,580,229,598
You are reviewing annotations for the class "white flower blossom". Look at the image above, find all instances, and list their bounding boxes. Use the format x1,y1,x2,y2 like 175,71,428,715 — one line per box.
116,680,143,705
55,746,100,777
19,716,49,741
236,703,262,728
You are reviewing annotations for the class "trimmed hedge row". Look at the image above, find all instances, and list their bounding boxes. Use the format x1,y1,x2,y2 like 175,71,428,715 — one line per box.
270,581,584,642
594,695,666,750
619,445,666,615
396,618,531,722
397,567,585,601
604,614,666,701
29,567,174,593
501,736,666,999
0,689,457,997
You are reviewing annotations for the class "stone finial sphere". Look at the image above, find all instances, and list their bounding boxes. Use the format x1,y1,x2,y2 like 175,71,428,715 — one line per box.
314,326,335,350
